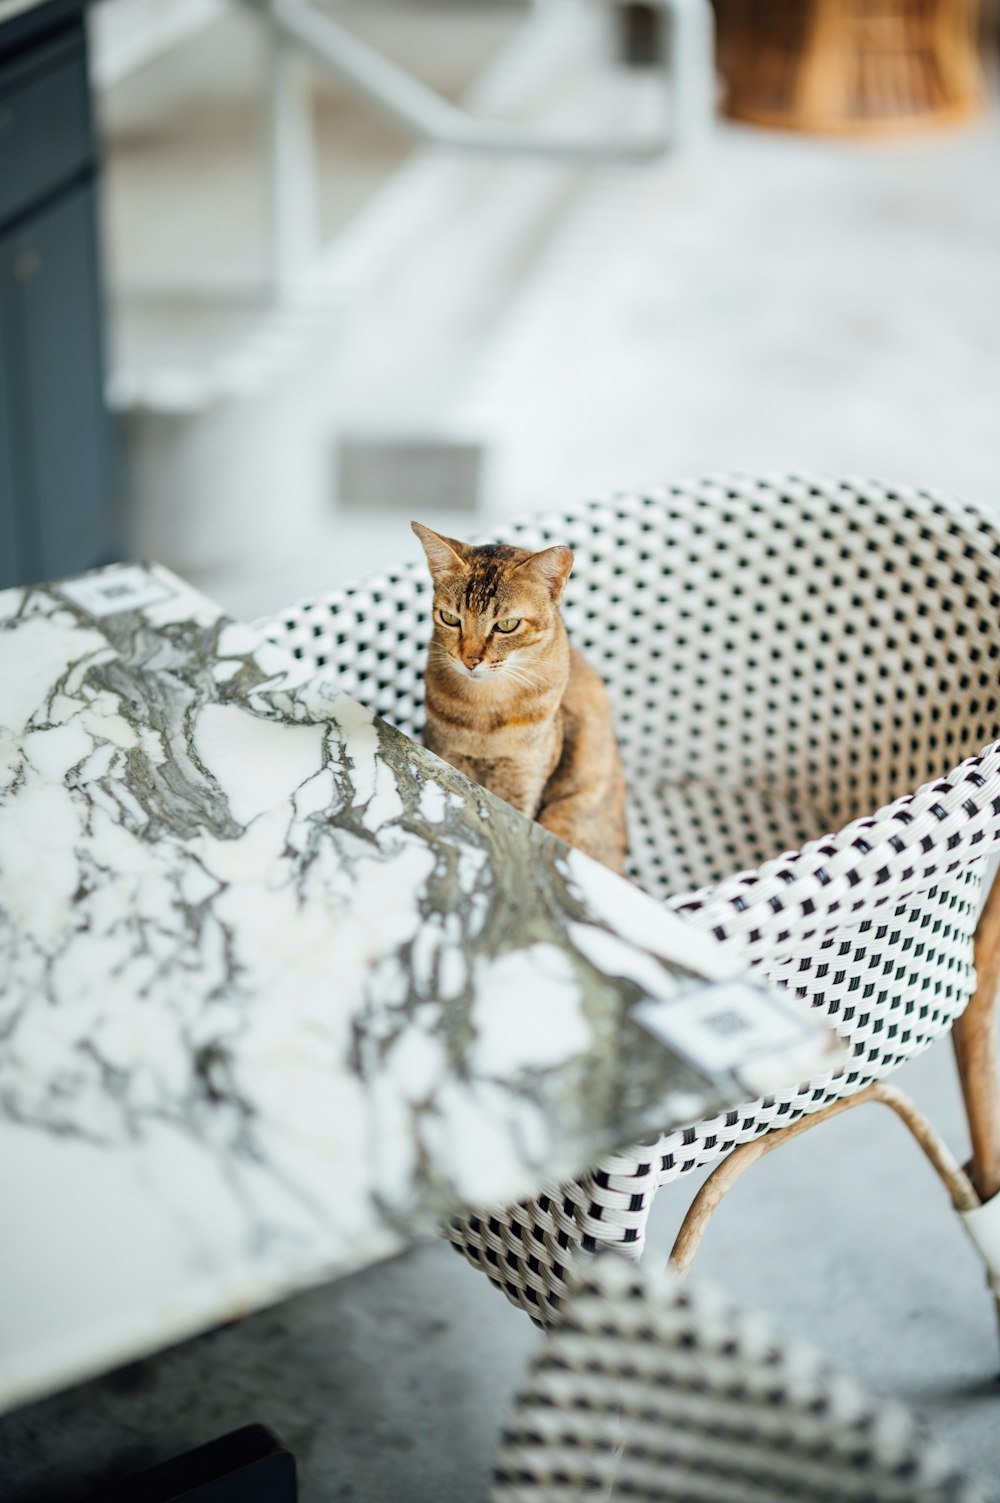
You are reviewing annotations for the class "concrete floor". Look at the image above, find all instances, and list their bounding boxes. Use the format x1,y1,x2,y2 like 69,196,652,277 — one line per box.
4,4,1000,1498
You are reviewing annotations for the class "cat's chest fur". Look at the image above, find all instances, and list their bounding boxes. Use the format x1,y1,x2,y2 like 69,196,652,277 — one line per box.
422,662,567,811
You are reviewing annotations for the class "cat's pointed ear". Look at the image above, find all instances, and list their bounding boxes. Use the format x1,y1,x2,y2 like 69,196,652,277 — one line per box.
411,521,471,580
516,545,574,601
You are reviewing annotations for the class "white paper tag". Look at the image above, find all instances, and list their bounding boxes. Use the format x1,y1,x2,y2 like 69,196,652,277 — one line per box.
633,981,812,1076
58,566,176,619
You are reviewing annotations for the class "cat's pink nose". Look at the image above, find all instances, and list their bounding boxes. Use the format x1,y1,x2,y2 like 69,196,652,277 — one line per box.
462,652,483,670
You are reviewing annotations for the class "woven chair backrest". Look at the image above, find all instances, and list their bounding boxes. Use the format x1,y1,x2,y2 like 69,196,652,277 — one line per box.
262,477,1000,834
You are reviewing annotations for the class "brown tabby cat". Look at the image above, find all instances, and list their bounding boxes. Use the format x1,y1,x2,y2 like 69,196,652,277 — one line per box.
412,521,627,873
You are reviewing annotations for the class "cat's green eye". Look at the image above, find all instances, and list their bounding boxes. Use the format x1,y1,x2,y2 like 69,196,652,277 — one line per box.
439,609,460,627
495,617,520,634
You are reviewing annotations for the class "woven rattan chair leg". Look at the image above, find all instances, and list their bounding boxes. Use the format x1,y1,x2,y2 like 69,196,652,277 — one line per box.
954,867,1000,1203
668,1081,980,1279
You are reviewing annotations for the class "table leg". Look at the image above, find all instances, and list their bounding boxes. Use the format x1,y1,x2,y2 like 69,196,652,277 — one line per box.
96,1424,296,1503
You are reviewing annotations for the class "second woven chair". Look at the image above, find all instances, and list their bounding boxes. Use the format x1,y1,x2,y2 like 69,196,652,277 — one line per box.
493,1253,985,1503
259,474,1000,1329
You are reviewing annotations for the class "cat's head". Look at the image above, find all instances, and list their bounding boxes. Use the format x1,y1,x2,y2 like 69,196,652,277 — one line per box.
411,522,573,683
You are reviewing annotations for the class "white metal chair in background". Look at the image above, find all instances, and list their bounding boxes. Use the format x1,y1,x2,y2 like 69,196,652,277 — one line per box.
258,475,1000,1338
243,0,716,300
492,1253,985,1502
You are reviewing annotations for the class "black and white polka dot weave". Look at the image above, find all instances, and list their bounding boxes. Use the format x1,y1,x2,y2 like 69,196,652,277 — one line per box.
259,475,1000,1325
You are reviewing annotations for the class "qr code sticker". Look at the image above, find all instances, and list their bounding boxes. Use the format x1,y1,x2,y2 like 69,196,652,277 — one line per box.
58,567,176,619
632,982,809,1076
700,1008,753,1039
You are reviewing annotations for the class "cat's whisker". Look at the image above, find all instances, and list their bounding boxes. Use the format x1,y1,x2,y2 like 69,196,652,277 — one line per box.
503,662,547,692
429,641,466,676
501,665,539,692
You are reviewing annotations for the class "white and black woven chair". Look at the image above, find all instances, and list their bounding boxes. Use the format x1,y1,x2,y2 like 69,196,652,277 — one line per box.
492,1253,985,1503
258,474,1000,1330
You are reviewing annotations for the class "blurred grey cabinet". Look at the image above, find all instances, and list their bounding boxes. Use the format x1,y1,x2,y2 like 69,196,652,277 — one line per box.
0,9,115,590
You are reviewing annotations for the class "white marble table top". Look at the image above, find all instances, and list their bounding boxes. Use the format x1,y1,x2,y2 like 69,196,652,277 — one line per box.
0,563,843,1413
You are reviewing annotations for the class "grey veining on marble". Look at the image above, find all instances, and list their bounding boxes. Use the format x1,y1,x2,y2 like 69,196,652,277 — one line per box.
0,563,842,1413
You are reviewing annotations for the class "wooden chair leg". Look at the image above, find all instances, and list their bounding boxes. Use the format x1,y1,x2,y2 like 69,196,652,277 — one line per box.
666,882,1000,1357
954,865,1000,1204
668,1081,979,1278
952,866,1000,1348
668,1075,1000,1363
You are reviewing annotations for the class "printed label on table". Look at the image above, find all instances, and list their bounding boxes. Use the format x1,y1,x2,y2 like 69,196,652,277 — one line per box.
632,982,812,1077
58,566,176,619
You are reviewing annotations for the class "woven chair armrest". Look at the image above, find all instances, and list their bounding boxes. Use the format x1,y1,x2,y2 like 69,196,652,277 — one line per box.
667,742,1000,960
